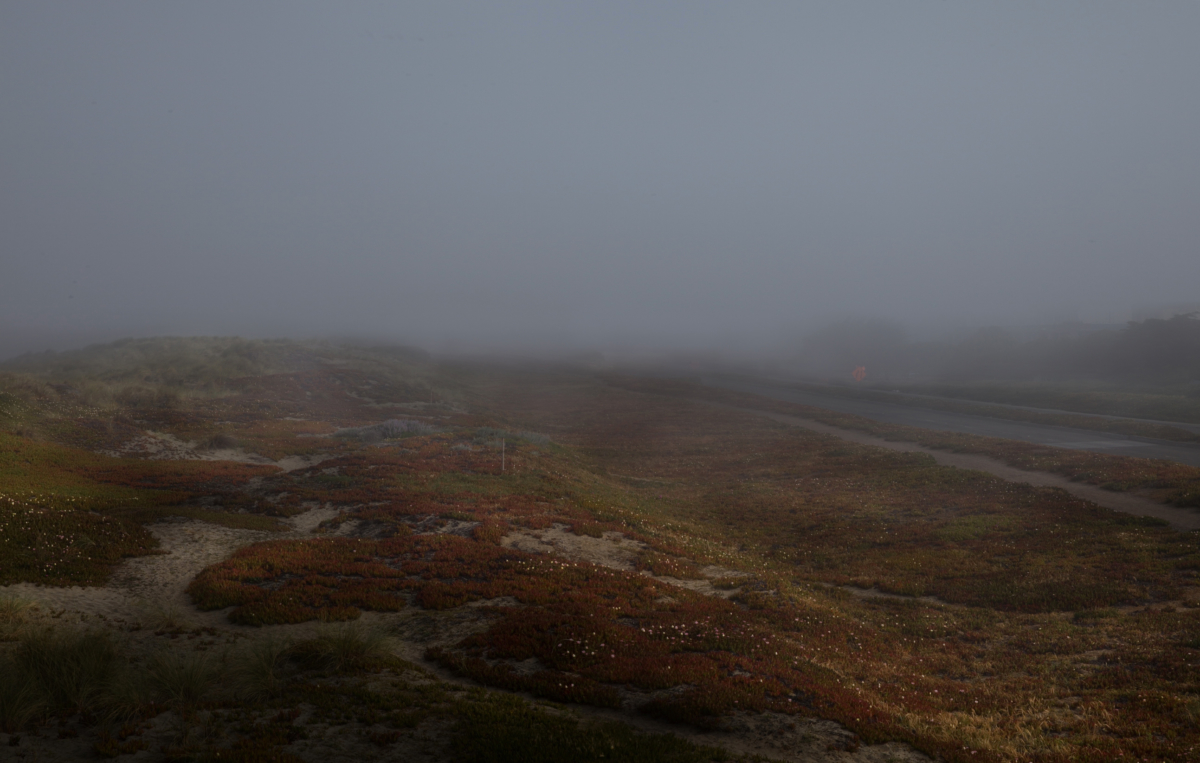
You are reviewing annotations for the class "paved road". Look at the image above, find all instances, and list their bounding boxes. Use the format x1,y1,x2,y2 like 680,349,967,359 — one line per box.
705,376,1200,468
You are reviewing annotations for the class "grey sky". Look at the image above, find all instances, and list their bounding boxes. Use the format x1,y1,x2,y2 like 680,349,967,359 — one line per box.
3,2,1199,358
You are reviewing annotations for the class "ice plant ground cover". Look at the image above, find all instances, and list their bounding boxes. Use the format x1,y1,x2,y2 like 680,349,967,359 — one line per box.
1,338,1199,761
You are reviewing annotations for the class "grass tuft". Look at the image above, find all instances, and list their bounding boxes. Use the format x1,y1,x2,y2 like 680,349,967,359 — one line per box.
0,594,34,640
0,659,46,732
231,636,295,702
137,601,194,632
290,622,394,673
144,648,219,709
16,627,120,714
0,593,33,621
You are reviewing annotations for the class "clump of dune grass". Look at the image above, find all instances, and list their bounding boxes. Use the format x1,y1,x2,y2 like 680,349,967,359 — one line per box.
144,648,220,710
291,622,394,673
3,625,156,728
0,594,33,621
137,601,193,632
97,667,155,725
0,658,46,732
0,594,34,640
16,627,121,714
230,635,294,702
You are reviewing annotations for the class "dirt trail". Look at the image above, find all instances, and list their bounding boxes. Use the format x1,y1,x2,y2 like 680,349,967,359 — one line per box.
729,404,1200,532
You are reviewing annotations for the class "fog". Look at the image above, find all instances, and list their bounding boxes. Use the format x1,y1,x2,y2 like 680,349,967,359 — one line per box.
3,3,1199,361
792,313,1200,384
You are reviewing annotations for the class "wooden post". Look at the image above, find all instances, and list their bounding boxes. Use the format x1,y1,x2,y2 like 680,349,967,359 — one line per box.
501,438,505,474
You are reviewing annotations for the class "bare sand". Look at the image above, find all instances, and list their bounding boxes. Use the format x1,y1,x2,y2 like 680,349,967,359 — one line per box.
104,431,335,472
0,508,338,631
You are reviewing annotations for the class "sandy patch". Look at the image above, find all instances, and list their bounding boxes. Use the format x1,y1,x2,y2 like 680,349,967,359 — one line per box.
275,453,337,472
650,574,745,599
827,583,948,606
103,429,337,473
288,503,341,533
499,524,754,601
0,505,339,629
501,524,647,571
388,598,520,664
103,431,229,461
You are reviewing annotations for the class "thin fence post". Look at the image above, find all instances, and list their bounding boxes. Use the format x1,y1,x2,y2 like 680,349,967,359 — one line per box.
501,438,505,473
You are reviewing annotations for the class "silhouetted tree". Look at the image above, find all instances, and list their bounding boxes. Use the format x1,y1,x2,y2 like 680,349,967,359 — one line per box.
1111,312,1200,380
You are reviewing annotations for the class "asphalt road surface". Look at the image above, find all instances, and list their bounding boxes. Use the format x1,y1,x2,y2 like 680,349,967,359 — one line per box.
706,376,1200,468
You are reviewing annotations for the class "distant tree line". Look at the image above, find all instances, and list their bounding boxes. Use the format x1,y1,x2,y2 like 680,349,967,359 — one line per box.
797,313,1200,384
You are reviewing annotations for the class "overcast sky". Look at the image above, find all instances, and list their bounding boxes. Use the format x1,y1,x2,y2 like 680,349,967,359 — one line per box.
2,2,1199,358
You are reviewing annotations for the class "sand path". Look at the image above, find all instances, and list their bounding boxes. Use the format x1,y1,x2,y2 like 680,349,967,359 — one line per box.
725,404,1200,532
0,506,342,629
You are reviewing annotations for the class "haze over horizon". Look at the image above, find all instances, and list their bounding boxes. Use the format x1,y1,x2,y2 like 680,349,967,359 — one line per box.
3,3,1199,361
